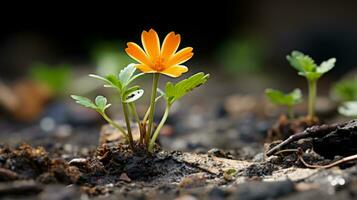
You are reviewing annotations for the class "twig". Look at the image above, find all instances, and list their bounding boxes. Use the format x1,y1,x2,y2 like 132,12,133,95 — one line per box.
266,121,351,156
298,153,357,169
274,149,299,155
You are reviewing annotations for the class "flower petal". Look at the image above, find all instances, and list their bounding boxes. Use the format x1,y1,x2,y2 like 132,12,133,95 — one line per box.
135,64,157,74
161,65,188,77
141,29,160,60
161,32,181,59
125,42,152,66
167,47,193,67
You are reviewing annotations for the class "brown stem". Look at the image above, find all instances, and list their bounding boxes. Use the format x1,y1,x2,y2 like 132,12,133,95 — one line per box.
298,153,357,169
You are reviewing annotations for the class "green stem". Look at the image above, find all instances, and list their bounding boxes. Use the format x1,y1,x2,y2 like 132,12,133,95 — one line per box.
308,79,317,119
100,112,130,142
146,73,160,147
129,103,143,143
129,103,140,123
122,102,134,148
287,105,294,119
143,95,163,123
148,104,170,153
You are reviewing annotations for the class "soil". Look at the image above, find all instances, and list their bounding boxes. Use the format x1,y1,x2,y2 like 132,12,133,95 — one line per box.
0,81,356,200
0,119,356,199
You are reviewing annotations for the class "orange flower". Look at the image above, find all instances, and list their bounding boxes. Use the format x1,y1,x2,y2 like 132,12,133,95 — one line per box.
125,29,193,77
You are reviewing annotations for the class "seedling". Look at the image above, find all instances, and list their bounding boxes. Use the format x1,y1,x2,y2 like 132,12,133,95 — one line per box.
338,101,357,118
286,51,336,119
331,77,357,102
72,29,209,153
29,63,72,96
265,88,302,119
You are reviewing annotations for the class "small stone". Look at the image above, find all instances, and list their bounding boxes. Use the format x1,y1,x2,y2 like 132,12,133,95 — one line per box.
54,124,72,139
68,158,88,166
252,153,264,162
208,148,226,158
160,125,174,136
175,194,197,200
179,173,206,188
232,180,295,199
119,173,131,182
0,168,19,181
39,184,81,200
0,180,43,196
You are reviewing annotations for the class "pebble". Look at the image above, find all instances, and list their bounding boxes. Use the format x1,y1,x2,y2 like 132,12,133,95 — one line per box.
0,168,19,181
179,172,206,188
0,180,43,196
119,173,132,182
175,194,198,200
68,158,88,166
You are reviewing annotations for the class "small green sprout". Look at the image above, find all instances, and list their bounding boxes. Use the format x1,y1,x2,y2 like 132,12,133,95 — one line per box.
29,63,72,95
338,101,357,118
331,77,357,102
265,88,302,119
287,51,336,119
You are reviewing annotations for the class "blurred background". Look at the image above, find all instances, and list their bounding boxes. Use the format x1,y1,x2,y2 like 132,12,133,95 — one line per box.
0,0,356,151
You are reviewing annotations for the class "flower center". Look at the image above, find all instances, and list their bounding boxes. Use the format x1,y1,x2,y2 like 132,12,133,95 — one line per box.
153,57,166,71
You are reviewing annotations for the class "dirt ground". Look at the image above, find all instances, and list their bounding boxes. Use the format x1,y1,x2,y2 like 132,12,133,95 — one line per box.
0,76,356,199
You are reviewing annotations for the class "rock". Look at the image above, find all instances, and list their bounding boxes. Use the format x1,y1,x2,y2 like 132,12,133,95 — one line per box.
99,123,140,145
68,158,88,166
208,187,229,200
208,148,227,158
119,173,132,182
243,163,276,177
0,180,43,196
175,194,198,200
223,95,258,118
179,172,207,188
38,184,81,200
232,180,295,200
160,124,174,136
179,152,251,175
0,80,52,122
0,167,19,181
252,152,264,162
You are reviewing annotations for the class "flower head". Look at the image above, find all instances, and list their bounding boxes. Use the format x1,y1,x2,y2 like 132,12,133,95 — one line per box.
125,29,193,77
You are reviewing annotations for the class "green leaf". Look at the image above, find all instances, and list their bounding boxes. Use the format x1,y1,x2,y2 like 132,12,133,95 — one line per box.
71,95,111,112
165,72,209,104
331,77,357,102
317,58,336,74
95,95,111,111
290,89,302,103
89,74,123,90
287,51,317,73
287,51,336,81
106,74,122,89
265,88,302,106
338,101,357,117
123,89,144,103
71,95,97,109
119,63,137,86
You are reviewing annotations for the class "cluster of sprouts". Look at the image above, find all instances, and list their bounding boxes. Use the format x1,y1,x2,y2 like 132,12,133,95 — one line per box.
266,51,336,120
